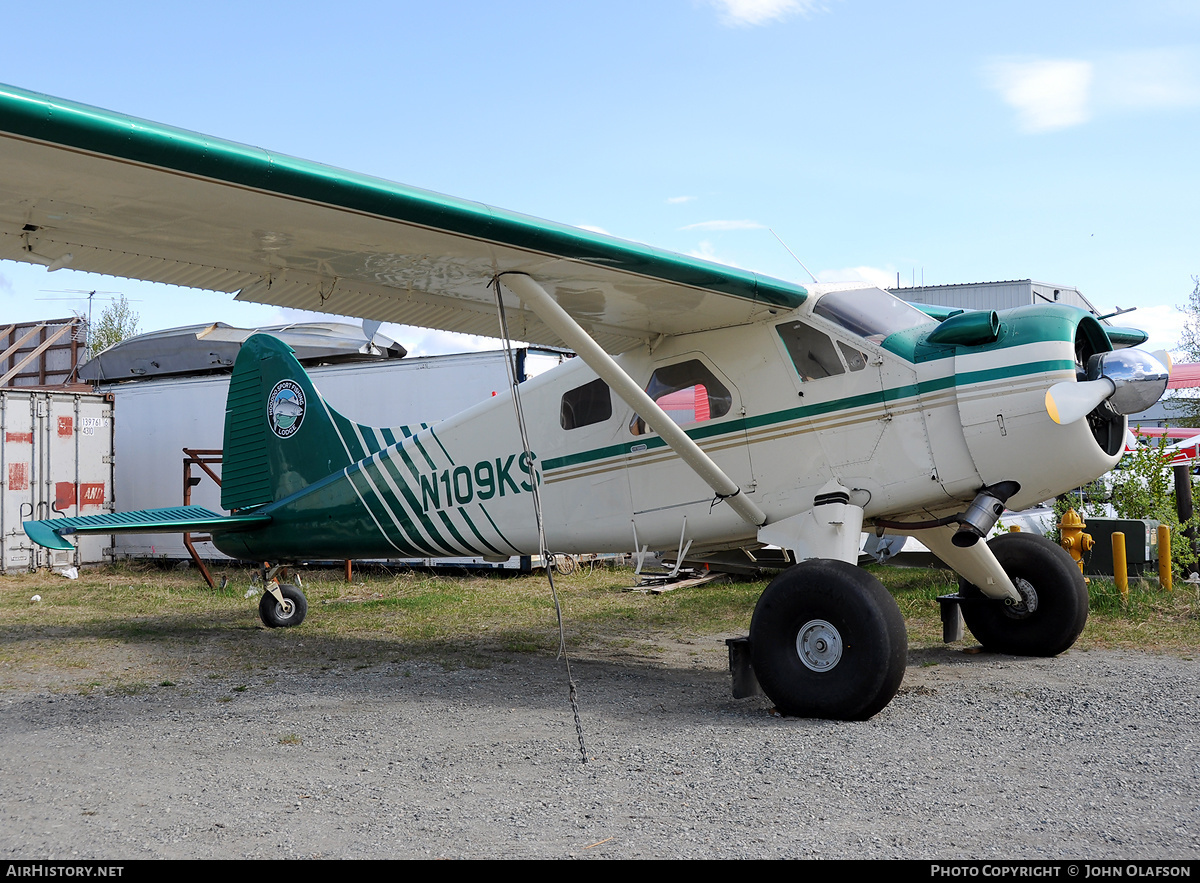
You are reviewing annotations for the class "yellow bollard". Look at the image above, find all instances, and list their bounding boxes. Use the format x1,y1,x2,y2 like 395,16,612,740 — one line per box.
1158,524,1172,592
1112,531,1128,599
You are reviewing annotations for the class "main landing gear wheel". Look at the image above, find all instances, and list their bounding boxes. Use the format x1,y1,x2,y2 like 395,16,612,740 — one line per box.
259,583,308,628
749,559,907,720
958,532,1088,656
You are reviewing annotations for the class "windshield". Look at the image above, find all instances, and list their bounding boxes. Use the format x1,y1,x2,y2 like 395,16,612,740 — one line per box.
812,288,933,343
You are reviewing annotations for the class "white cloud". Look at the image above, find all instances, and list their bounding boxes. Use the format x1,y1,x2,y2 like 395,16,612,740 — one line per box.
686,240,744,268
577,224,612,236
667,195,696,204
710,0,823,27
1098,48,1200,111
680,219,766,231
986,59,1094,132
986,48,1200,133
1116,303,1186,358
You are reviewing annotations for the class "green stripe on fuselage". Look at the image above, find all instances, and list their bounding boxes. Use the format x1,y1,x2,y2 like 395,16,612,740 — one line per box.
542,358,1075,473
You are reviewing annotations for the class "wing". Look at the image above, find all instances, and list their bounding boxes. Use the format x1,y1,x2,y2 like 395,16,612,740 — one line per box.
0,84,807,354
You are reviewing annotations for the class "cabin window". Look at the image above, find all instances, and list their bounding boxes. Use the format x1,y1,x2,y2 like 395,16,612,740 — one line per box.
630,360,732,435
838,341,869,372
560,378,612,430
776,321,846,381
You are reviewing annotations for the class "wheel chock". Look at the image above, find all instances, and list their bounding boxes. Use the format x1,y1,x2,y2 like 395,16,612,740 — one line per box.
726,636,764,699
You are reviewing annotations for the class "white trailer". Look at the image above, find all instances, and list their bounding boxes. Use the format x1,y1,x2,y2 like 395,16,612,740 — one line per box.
0,389,114,572
99,349,564,566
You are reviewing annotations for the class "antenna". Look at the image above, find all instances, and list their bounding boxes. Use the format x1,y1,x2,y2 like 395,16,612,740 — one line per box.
769,229,819,284
38,290,140,360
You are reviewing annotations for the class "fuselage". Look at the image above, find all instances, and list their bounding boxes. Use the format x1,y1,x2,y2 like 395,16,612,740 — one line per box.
214,286,1123,562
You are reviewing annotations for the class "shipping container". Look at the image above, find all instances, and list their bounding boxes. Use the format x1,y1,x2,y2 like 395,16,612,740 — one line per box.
0,389,114,572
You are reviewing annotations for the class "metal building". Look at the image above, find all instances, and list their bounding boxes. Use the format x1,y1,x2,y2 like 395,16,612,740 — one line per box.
889,280,1105,318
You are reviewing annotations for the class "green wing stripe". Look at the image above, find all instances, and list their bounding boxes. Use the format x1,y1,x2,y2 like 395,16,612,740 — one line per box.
0,84,806,311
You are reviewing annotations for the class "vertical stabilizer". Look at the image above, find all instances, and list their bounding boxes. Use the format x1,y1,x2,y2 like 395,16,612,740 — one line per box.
221,334,356,510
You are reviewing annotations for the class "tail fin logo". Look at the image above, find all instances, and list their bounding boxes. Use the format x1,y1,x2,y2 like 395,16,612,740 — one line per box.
268,380,306,438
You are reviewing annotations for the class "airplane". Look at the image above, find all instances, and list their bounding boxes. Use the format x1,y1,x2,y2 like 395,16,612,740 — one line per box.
0,83,1172,720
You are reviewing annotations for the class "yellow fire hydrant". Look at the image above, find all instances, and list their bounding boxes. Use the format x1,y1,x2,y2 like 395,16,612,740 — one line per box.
1058,508,1093,576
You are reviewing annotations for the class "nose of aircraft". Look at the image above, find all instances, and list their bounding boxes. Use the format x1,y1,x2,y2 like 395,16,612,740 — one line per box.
1045,348,1172,425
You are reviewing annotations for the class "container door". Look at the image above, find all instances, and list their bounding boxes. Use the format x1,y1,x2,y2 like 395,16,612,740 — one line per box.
0,392,37,573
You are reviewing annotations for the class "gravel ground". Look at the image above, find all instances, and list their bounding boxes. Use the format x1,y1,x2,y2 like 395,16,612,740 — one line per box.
1,643,1197,860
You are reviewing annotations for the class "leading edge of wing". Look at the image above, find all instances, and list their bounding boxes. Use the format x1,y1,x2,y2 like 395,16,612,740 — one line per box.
0,83,807,348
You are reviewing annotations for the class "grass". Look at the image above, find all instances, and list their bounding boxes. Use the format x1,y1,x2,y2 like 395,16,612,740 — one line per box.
0,559,1195,693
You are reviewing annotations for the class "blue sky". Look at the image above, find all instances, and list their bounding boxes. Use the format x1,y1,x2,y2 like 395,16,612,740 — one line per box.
1,0,1197,355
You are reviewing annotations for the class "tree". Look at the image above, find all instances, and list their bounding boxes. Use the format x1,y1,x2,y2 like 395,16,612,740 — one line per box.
1166,276,1200,427
88,294,140,354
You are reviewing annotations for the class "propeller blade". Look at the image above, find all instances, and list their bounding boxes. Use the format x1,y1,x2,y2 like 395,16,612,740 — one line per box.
1045,378,1115,425
362,319,383,346
1149,349,1173,376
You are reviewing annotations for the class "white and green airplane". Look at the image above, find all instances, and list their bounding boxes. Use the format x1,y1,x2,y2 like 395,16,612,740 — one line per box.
0,84,1170,719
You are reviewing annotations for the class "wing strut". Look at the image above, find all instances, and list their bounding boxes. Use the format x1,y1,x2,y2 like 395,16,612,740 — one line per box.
498,273,767,529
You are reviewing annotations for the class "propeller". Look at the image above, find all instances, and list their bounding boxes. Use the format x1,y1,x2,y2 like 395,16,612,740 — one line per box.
1045,347,1171,426
1046,378,1115,425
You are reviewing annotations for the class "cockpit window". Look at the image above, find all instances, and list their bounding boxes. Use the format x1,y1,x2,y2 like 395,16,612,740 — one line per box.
630,360,732,435
813,289,932,344
776,321,845,381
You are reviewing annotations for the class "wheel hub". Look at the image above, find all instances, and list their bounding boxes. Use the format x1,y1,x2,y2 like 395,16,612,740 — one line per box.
1002,577,1038,618
795,619,843,672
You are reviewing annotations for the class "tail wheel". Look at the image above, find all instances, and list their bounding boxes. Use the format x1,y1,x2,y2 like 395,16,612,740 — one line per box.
749,559,907,720
959,533,1087,656
259,583,308,628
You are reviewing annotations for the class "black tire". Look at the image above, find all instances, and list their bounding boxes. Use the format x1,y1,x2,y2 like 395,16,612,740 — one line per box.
959,532,1087,656
259,583,308,628
749,559,907,720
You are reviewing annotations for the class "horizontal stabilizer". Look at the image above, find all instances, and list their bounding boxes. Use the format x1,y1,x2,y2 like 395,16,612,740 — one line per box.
23,506,272,551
